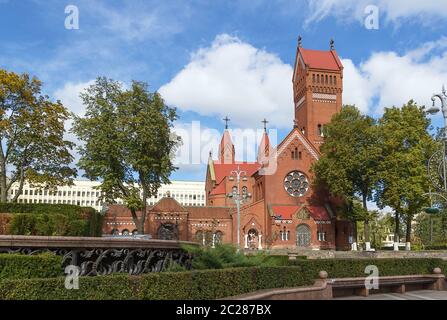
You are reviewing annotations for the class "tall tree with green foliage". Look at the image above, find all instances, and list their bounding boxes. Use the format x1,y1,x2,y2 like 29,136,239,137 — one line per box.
0,69,76,202
375,100,437,250
72,77,180,234
312,105,381,250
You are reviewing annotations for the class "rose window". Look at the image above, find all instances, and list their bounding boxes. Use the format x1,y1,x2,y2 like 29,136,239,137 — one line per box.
283,171,309,197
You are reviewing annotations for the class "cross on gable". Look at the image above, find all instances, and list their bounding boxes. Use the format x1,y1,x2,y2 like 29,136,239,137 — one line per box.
223,116,230,129
262,118,269,131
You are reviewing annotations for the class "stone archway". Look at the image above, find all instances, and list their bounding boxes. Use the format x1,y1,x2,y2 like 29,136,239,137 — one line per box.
157,223,179,240
296,224,311,248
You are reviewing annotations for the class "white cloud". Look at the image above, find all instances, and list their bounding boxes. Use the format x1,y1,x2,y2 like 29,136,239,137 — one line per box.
53,80,95,115
159,34,294,129
305,0,447,26
342,37,447,114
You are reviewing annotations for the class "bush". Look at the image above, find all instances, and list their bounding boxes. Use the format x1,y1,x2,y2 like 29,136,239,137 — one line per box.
2,203,103,237
0,203,93,216
0,254,62,280
0,275,137,300
1,258,446,300
182,244,289,269
0,266,313,300
423,243,447,250
288,258,442,279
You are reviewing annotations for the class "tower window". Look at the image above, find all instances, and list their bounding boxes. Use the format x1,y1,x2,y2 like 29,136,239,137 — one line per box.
312,74,315,83
317,74,320,83
334,76,337,85
325,75,328,84
318,124,324,137
299,151,302,160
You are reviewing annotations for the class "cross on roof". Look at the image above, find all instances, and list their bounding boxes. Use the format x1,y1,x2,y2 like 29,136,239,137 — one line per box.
262,118,269,131
223,116,230,129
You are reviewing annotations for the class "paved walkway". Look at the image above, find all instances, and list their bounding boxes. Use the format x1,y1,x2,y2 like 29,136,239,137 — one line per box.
335,290,447,300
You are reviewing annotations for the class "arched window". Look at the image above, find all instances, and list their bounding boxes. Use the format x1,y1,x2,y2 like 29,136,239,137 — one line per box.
122,229,130,236
312,74,315,83
131,229,138,235
111,229,119,236
296,224,311,247
214,231,223,246
195,230,204,245
317,74,320,83
325,75,328,84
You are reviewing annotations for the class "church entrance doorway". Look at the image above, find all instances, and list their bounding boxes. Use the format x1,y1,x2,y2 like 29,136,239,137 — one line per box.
247,228,259,249
296,224,311,247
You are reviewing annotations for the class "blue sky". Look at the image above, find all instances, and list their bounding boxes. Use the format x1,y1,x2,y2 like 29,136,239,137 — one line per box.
1,0,447,183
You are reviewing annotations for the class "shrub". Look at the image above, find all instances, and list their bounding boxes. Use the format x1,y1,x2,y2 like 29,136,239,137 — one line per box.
2,203,103,237
182,244,288,269
288,258,442,279
1,258,446,300
0,254,62,280
0,266,313,300
0,275,137,300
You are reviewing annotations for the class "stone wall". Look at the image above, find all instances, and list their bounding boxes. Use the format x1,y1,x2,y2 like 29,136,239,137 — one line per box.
269,248,447,260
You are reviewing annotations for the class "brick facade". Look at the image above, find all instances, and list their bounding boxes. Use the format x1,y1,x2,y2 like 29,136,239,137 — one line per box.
102,40,354,251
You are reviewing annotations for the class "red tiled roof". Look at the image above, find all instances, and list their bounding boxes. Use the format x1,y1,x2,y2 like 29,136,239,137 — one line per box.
210,182,226,196
307,206,331,221
271,205,299,220
299,48,343,71
271,205,331,221
106,204,144,217
213,162,260,184
151,197,187,212
184,206,232,219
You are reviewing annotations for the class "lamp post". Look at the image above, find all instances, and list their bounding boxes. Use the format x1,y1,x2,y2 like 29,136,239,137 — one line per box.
227,165,251,252
426,86,447,204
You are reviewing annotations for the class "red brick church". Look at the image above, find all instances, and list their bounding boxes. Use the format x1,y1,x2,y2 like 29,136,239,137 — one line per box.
104,38,354,251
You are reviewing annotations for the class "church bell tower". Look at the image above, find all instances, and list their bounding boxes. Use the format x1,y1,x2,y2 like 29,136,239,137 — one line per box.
292,37,343,149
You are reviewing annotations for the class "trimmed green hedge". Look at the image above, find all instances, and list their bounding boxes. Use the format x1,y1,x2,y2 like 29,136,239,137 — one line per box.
0,266,312,300
0,203,103,237
0,254,62,280
289,258,443,279
0,258,445,300
0,203,94,216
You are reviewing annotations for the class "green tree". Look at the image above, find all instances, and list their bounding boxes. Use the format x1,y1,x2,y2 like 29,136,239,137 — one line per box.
72,77,180,234
0,69,76,202
313,105,381,250
375,100,437,250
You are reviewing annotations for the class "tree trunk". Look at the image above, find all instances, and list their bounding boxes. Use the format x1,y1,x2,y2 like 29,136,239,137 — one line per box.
11,168,25,202
140,187,147,235
405,215,412,251
129,208,144,235
0,146,7,202
362,194,371,250
394,211,400,251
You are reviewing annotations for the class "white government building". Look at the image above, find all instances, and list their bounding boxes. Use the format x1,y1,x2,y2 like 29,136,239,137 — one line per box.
8,180,206,211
